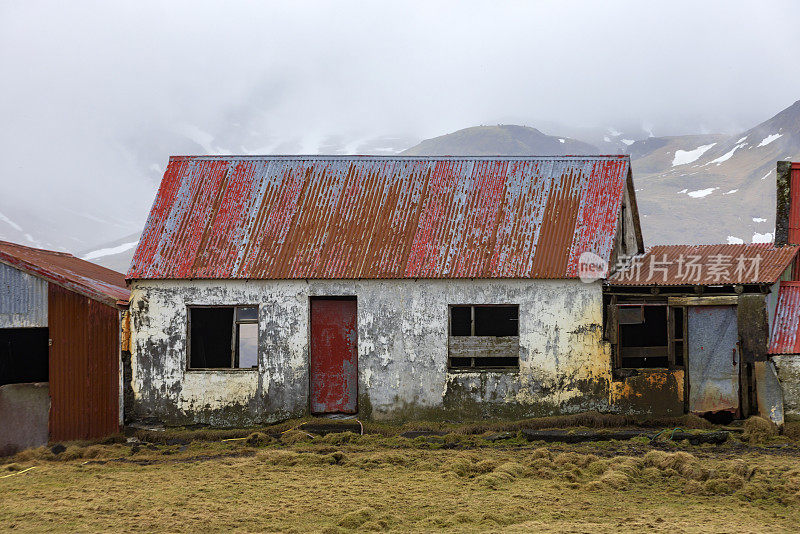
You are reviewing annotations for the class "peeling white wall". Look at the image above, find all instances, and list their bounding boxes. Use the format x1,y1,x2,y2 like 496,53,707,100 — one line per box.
129,278,613,425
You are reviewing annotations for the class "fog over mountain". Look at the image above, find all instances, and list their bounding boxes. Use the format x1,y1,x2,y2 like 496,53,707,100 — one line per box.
1,1,799,271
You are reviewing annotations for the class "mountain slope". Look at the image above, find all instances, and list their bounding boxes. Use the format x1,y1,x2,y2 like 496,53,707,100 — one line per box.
402,125,598,156
633,100,800,245
78,232,141,273
402,101,800,246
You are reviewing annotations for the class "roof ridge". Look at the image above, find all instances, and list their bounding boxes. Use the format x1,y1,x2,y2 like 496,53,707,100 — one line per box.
0,239,74,257
168,154,631,161
647,242,791,249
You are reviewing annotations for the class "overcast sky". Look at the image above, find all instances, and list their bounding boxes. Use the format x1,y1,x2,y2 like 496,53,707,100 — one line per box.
1,0,799,248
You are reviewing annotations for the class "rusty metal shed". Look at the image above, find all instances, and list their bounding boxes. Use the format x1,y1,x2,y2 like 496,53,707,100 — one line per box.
128,155,641,281
0,241,129,449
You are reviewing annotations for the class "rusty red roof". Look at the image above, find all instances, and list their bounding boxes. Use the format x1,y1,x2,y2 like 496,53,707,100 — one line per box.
769,281,800,354
128,155,633,280
0,241,129,307
608,243,798,286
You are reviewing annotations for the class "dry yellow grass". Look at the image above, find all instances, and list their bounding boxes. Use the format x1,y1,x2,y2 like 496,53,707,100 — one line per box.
2,436,800,533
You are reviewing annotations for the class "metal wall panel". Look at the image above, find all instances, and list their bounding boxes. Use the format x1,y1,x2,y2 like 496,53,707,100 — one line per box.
48,283,119,441
310,298,357,414
128,155,630,280
0,262,47,328
688,305,739,414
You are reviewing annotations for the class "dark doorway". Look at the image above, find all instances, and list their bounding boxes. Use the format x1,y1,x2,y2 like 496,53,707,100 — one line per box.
309,297,357,414
0,328,49,386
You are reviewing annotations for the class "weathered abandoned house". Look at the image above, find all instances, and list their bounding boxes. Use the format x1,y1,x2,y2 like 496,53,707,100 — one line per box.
126,155,644,426
0,241,129,453
123,156,800,428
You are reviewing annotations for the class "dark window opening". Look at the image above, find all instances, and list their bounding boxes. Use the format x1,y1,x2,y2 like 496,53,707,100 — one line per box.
473,356,518,368
448,305,519,370
450,305,518,337
450,306,472,336
474,306,518,336
0,328,49,386
189,306,258,370
618,305,668,368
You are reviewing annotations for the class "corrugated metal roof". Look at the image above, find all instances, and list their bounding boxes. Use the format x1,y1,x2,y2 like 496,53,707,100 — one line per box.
608,243,798,286
769,281,800,354
0,241,129,307
128,155,631,280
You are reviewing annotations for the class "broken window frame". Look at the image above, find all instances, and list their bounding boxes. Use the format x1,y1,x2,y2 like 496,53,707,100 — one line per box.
447,304,520,371
186,305,259,371
612,301,687,371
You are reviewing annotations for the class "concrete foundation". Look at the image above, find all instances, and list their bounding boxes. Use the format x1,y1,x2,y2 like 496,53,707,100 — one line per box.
773,355,800,421
0,382,49,454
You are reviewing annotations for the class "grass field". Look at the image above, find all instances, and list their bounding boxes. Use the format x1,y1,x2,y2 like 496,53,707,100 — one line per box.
2,418,800,533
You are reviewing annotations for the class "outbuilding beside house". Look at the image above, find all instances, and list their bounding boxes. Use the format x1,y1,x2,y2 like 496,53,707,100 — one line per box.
606,243,798,422
126,155,643,426
0,242,129,453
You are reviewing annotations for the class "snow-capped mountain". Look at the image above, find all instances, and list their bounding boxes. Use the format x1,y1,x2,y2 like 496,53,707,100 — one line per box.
631,100,800,245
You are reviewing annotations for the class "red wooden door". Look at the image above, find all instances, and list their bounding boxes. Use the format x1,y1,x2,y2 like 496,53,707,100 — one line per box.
310,298,357,414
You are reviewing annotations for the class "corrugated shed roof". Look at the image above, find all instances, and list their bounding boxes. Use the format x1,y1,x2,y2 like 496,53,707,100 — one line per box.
769,281,800,354
608,243,798,286
0,241,129,307
128,155,632,280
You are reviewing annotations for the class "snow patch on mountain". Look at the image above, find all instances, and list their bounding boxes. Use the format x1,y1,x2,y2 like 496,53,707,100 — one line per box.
752,217,767,223
727,236,744,244
757,133,782,147
708,143,746,165
672,143,716,166
752,232,773,244
621,139,635,146
82,241,139,261
0,211,23,232
687,187,717,198
723,189,738,195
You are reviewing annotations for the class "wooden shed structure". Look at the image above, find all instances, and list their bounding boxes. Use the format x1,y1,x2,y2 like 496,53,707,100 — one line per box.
0,241,129,451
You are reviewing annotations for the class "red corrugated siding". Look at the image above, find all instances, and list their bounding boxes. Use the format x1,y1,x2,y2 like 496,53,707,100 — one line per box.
769,281,800,354
608,243,799,286
128,155,631,280
48,284,119,441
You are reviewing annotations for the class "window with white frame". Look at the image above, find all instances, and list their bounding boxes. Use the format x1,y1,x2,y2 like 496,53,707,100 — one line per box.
188,306,258,369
